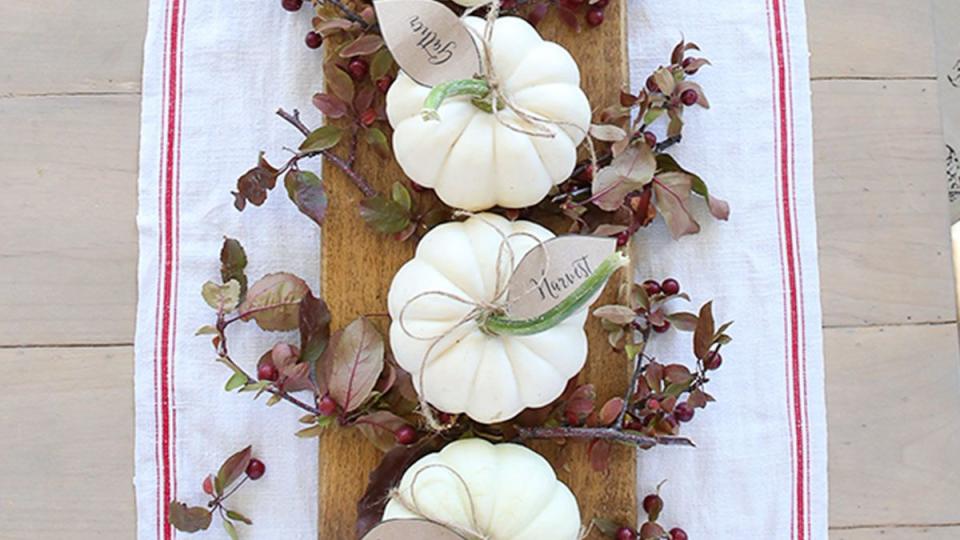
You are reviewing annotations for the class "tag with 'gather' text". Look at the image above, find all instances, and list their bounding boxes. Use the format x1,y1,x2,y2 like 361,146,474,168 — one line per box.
373,0,482,87
361,519,466,540
506,235,619,320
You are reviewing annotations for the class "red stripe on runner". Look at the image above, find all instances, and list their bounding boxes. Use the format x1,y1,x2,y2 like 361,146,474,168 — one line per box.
767,0,809,537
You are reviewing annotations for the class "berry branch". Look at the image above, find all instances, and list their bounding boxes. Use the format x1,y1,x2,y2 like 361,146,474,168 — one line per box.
275,108,377,197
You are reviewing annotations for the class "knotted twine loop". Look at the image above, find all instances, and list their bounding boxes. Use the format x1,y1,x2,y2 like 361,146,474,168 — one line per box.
396,212,552,431
453,0,601,172
387,461,593,540
388,463,490,540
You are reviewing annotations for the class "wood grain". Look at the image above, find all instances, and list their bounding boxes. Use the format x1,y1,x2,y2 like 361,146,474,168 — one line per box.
831,526,960,540
825,324,960,528
0,95,139,347
0,0,148,96
317,4,635,538
0,346,135,539
812,80,955,327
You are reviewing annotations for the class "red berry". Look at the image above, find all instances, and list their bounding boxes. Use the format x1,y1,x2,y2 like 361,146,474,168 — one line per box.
360,108,377,127
704,351,723,370
642,493,663,517
643,131,657,148
245,458,265,480
646,76,659,93
660,278,680,295
585,6,604,27
347,58,369,81
670,528,688,540
282,0,303,11
318,395,338,416
375,75,393,93
257,362,279,382
202,475,214,495
640,522,666,540
646,398,661,411
642,280,661,296
653,320,671,333
395,425,418,445
626,420,644,431
616,231,631,247
615,527,637,540
682,58,693,69
675,402,695,423
681,89,699,106
305,31,323,49
574,163,594,182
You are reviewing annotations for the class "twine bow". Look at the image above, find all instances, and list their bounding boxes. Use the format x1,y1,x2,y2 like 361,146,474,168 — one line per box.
389,463,490,540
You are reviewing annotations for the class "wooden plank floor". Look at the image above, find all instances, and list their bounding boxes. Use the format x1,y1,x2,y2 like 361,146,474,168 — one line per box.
1,0,957,538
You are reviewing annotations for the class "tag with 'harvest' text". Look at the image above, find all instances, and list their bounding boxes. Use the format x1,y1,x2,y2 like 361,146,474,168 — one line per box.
506,236,619,319
373,0,482,87
361,519,466,540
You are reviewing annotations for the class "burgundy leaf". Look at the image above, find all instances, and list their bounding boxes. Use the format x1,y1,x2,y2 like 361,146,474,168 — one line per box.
314,17,356,36
326,65,355,103
239,273,311,331
299,293,331,366
666,311,699,332
663,364,694,385
652,172,700,239
216,446,252,490
588,439,612,472
356,436,445,538
353,410,407,452
693,301,715,360
168,501,212,533
312,92,349,119
284,169,328,227
319,317,385,412
598,397,625,426
592,144,656,211
339,34,384,58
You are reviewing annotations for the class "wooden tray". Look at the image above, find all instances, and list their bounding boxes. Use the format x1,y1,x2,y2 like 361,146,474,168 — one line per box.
319,4,634,537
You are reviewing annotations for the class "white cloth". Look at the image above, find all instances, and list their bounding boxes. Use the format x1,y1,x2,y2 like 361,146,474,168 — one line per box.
134,0,825,538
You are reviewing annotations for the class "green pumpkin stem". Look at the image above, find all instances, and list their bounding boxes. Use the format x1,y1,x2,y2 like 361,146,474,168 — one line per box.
421,78,493,121
482,251,629,336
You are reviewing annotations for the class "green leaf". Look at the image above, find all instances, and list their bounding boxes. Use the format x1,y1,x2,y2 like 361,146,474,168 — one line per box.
223,518,239,540
238,273,311,331
592,517,622,537
216,446,252,491
317,317,385,412
226,510,253,526
168,501,212,532
365,127,391,160
202,280,242,313
225,372,247,392
266,394,282,407
195,325,219,336
359,194,411,234
284,170,328,227
299,125,343,153
295,424,328,438
220,237,248,299
391,182,412,211
369,48,394,80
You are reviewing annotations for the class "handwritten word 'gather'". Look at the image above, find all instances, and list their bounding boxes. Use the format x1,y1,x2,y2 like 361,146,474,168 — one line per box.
408,15,458,65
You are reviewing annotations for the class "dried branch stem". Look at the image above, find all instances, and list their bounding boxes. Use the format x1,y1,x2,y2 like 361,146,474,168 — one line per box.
516,426,694,449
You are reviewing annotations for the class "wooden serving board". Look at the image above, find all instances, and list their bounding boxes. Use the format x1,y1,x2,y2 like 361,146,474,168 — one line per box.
319,4,633,538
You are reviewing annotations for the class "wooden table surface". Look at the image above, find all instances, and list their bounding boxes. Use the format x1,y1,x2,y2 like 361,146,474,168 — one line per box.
2,1,958,538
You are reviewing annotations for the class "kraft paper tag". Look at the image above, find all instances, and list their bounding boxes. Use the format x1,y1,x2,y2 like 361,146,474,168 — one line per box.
361,519,467,540
373,0,482,87
506,235,619,319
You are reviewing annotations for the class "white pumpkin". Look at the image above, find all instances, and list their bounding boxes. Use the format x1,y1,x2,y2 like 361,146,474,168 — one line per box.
387,213,588,423
382,438,582,539
386,16,592,211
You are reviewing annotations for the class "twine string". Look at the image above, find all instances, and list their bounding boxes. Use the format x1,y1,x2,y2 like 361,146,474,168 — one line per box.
389,463,490,540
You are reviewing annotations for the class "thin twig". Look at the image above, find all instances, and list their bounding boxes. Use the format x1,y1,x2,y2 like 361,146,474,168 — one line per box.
614,334,651,430
275,108,377,197
516,426,694,449
318,0,371,29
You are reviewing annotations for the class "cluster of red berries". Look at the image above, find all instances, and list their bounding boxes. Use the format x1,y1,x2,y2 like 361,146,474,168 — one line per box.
613,493,687,540
641,278,681,333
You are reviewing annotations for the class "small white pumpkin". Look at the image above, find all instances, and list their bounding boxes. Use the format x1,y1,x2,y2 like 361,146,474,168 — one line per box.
387,213,588,423
382,438,582,540
386,16,592,211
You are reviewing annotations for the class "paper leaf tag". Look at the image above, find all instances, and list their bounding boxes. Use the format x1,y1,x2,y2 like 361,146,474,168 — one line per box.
360,519,466,540
506,235,619,319
373,0,482,87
